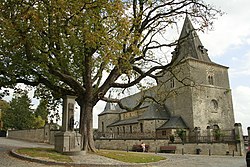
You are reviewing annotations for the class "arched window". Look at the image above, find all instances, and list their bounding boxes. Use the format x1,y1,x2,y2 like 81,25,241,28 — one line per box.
170,79,175,88
211,99,218,110
117,127,119,135
208,75,214,85
140,123,143,133
210,99,218,113
123,126,125,134
213,124,220,140
101,122,104,133
213,124,219,130
130,125,133,133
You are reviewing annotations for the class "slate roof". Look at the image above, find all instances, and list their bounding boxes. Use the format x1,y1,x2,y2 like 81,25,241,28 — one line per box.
98,102,120,116
157,116,188,130
138,104,169,120
171,16,213,65
107,104,169,127
107,117,139,127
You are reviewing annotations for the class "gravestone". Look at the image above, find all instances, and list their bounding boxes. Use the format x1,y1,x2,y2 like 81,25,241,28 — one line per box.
54,95,82,155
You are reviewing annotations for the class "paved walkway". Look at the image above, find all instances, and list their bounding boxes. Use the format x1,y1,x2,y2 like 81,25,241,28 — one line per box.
0,137,247,167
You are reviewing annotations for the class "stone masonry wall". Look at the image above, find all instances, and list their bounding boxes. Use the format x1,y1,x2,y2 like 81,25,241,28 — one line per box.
8,129,45,142
95,139,241,156
7,128,59,144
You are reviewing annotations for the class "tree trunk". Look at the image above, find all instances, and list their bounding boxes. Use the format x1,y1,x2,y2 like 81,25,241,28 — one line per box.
79,99,96,152
86,104,95,152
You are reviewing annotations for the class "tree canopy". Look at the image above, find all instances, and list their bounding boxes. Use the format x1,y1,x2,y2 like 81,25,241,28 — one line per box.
2,91,34,130
0,0,222,151
34,99,49,123
2,91,47,130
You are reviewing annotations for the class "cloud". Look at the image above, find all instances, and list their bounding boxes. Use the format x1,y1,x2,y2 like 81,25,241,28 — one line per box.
230,49,250,77
93,101,106,128
232,86,250,135
200,0,250,57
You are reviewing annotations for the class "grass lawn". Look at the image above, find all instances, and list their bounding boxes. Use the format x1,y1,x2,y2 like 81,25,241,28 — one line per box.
96,150,166,163
16,148,166,164
16,148,73,162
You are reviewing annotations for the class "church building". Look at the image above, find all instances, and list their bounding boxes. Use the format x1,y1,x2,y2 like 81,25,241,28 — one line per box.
98,16,235,141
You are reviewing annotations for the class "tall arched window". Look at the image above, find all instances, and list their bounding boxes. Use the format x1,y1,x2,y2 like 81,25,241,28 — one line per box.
170,79,175,88
130,125,133,133
123,126,125,134
117,127,119,135
140,123,143,133
211,99,218,109
208,75,214,85
101,122,104,133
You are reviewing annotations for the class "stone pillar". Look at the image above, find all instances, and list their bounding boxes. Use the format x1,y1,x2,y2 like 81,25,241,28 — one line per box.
55,95,82,155
61,96,76,132
234,123,245,156
206,126,213,143
247,127,250,151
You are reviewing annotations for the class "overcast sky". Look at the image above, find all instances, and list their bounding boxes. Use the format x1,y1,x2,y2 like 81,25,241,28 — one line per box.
2,0,250,135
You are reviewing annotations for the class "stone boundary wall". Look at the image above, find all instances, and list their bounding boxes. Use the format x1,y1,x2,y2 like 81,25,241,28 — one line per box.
7,125,59,144
8,129,45,142
95,139,241,156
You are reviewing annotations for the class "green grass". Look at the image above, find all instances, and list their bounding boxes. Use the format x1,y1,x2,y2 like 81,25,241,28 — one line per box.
96,150,166,163
16,148,73,163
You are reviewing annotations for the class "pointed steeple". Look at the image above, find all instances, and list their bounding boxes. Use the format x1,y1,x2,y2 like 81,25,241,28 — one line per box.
104,101,115,111
171,16,212,64
98,93,117,116
104,92,115,111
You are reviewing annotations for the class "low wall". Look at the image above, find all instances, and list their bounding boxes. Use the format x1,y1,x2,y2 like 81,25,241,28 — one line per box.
7,125,60,144
95,139,241,156
8,129,45,142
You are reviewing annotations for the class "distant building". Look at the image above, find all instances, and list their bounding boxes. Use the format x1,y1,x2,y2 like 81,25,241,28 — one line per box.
98,16,235,141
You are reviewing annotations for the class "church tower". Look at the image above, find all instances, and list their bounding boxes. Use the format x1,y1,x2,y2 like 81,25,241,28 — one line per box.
160,16,235,135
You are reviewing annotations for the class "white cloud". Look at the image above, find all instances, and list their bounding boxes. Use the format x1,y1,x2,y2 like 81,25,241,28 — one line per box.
200,0,250,57
233,86,250,135
230,50,250,77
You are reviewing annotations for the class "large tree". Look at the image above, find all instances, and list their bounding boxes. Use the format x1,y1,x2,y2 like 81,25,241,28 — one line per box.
2,91,35,130
0,0,221,152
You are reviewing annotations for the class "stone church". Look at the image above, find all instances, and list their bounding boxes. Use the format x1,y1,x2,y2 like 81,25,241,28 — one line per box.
98,16,235,140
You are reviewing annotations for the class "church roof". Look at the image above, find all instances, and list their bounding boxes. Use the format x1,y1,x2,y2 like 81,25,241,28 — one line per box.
98,101,119,116
171,16,212,65
138,104,169,120
108,117,139,127
107,104,169,127
157,116,188,130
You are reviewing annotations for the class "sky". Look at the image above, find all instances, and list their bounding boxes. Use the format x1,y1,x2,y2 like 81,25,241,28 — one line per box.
2,0,250,134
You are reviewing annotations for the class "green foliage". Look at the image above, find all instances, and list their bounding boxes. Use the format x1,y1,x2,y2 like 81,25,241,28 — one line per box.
169,135,175,143
34,99,49,123
2,91,35,130
176,129,186,141
213,129,224,141
0,100,10,112
2,91,47,130
33,116,45,129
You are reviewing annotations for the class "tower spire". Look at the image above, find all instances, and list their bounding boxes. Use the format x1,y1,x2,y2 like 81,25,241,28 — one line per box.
171,16,212,64
103,92,115,111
